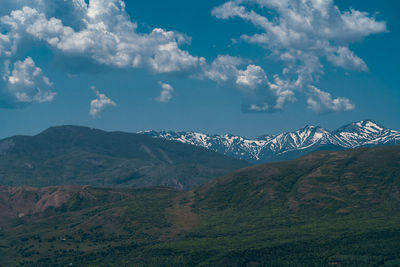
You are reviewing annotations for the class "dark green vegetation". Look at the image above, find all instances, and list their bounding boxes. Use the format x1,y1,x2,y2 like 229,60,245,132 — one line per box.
0,125,249,190
0,146,399,266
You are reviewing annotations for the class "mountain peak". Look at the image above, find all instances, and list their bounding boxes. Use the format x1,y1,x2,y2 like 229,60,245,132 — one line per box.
141,120,399,163
355,119,383,128
298,124,326,133
38,125,102,136
337,120,385,134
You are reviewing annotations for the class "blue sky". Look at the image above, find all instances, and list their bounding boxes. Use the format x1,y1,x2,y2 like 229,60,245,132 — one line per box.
0,0,399,138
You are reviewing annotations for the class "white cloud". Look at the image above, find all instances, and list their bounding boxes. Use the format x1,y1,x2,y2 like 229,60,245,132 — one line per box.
268,75,296,110
203,55,244,84
0,1,204,74
155,82,174,103
0,0,206,108
212,0,386,77
212,0,387,112
326,46,368,71
236,64,267,91
307,85,355,113
0,0,385,113
0,33,13,58
2,57,55,105
248,103,269,112
90,86,116,117
205,56,296,112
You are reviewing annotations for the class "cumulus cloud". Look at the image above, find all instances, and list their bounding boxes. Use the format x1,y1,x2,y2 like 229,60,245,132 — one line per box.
0,1,204,73
155,81,174,103
204,55,298,112
326,46,368,71
203,55,244,84
90,86,116,117
0,0,207,108
0,33,13,58
307,85,355,113
0,57,55,107
212,0,386,61
0,0,386,113
203,55,297,112
236,65,267,91
268,75,296,110
212,0,387,112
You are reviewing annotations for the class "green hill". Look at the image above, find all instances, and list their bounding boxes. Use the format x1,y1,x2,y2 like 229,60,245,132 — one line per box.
0,125,250,190
0,146,399,266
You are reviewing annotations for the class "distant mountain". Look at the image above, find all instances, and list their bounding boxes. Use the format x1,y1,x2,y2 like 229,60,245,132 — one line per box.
0,126,249,190
141,120,400,163
1,146,400,266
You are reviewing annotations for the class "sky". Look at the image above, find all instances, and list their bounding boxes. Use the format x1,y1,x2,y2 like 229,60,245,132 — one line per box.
0,0,399,139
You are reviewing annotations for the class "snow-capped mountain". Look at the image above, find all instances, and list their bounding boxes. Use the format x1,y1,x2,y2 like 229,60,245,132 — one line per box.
140,120,400,163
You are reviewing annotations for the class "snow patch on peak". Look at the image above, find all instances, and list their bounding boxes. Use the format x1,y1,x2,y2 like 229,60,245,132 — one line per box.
338,120,384,133
140,120,399,163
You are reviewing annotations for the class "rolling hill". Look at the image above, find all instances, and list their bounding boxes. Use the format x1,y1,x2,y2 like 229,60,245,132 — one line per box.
0,146,399,266
0,125,250,190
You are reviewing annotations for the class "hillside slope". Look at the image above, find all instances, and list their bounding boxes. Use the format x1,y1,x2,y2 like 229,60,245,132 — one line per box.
0,146,399,266
0,125,250,190
194,146,400,213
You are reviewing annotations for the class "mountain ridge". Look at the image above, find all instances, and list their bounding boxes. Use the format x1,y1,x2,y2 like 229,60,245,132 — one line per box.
141,120,400,163
0,125,250,190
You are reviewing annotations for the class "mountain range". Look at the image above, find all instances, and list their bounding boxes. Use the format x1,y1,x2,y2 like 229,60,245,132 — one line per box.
141,120,400,163
0,126,249,190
